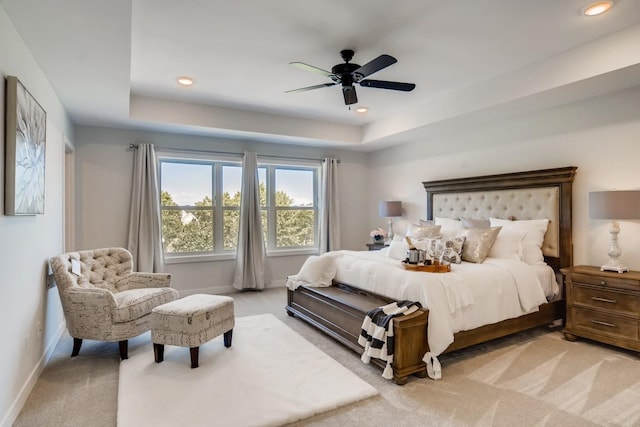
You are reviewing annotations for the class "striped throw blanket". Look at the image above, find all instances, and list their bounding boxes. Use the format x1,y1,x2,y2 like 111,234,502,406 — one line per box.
358,300,422,380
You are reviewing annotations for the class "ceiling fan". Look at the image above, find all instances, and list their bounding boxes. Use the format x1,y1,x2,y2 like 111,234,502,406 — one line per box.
286,49,416,106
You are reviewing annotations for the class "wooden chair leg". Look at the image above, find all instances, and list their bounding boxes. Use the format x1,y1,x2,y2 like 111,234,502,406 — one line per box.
71,338,83,357
223,329,233,347
190,347,199,369
153,343,164,363
119,340,128,360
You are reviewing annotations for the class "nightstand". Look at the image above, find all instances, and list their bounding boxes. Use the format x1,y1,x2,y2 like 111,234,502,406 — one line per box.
366,243,388,251
562,265,640,354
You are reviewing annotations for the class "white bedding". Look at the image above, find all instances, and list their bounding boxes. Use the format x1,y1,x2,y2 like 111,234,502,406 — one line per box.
287,250,558,358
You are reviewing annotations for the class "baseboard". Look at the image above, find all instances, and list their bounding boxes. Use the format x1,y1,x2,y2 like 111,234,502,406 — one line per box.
1,321,66,427
179,279,286,297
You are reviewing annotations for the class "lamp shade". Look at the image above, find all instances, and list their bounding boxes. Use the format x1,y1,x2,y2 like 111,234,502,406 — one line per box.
379,201,402,217
589,191,640,219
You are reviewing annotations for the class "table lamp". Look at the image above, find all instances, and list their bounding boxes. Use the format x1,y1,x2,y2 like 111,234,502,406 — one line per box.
589,190,640,273
378,201,402,243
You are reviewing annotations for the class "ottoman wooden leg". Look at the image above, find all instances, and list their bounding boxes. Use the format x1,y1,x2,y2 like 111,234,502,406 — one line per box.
190,347,199,369
224,329,233,347
153,343,164,363
71,338,83,357
119,340,129,360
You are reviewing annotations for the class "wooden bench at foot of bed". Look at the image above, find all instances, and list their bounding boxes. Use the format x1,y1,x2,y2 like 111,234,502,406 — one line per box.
286,281,565,385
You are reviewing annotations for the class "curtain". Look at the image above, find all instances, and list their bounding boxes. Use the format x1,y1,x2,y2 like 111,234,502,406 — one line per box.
319,158,340,253
127,143,164,272
232,152,269,290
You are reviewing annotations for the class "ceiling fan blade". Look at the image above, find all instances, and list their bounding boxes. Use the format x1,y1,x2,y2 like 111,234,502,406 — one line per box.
285,82,336,94
359,79,416,91
342,86,358,105
353,54,397,79
289,62,334,78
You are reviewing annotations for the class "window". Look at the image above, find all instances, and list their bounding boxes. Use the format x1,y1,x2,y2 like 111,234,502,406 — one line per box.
159,153,319,261
259,164,319,251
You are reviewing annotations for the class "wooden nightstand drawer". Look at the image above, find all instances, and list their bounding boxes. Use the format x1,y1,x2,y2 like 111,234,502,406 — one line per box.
573,285,640,318
563,266,640,353
571,272,640,292
572,308,638,342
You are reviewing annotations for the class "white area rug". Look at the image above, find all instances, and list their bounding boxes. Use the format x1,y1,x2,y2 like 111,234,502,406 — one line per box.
117,313,378,427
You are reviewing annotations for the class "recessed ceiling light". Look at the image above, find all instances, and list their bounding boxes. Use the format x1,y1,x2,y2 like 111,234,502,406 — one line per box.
583,1,614,16
177,76,194,86
355,106,368,114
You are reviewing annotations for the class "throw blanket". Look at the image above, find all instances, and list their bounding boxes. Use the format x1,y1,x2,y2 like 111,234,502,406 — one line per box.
358,300,422,380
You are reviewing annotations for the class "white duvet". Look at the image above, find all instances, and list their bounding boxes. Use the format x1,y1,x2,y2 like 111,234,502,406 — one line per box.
288,250,558,358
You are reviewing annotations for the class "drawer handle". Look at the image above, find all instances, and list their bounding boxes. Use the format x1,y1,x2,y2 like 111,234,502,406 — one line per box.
591,319,616,328
591,296,616,304
600,280,607,286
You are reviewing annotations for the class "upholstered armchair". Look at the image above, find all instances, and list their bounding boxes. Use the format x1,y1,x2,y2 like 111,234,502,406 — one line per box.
49,247,179,359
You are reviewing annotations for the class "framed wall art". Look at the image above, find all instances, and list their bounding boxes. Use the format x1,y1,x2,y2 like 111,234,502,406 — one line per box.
4,76,47,215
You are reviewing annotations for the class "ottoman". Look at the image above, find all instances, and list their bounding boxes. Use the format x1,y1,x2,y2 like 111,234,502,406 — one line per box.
151,294,235,368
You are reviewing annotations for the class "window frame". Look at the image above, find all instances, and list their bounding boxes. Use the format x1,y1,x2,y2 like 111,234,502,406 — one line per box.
258,159,320,254
157,151,320,263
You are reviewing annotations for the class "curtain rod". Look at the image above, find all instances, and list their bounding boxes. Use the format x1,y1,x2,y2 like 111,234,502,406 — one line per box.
128,144,340,163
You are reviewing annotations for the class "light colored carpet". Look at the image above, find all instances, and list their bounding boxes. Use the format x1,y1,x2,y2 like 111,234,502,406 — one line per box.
395,331,640,426
117,313,377,427
15,288,640,426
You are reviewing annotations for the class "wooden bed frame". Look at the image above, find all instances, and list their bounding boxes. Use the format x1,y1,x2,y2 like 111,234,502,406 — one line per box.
286,166,577,384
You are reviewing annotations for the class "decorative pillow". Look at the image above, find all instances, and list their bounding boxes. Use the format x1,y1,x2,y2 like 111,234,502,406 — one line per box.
461,217,490,229
418,219,435,227
489,218,549,265
406,222,441,239
435,217,463,239
488,227,526,260
415,237,466,264
295,254,336,287
440,236,466,264
459,226,502,263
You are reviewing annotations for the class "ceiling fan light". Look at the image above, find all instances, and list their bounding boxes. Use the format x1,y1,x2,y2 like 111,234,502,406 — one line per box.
177,76,194,86
582,1,614,16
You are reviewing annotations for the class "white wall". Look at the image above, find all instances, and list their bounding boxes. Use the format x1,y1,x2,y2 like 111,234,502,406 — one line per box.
0,6,73,426
368,86,640,271
73,125,369,294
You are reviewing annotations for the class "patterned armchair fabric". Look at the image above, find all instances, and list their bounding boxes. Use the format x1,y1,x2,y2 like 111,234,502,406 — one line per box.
49,247,179,359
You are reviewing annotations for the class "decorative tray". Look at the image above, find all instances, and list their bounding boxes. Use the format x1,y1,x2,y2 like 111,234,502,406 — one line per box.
401,262,451,273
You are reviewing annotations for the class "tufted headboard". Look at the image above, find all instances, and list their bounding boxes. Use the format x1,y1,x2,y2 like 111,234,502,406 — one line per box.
423,167,577,272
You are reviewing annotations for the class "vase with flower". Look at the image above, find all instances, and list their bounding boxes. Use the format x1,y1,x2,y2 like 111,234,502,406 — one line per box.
370,228,387,244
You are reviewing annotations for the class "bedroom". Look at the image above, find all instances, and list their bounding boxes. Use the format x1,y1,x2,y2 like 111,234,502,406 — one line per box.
1,1,640,426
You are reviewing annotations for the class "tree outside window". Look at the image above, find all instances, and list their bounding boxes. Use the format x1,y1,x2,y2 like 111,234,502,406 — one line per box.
159,156,319,258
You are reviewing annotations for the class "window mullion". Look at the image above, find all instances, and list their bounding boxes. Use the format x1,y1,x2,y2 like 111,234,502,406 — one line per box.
213,162,222,252
268,166,276,250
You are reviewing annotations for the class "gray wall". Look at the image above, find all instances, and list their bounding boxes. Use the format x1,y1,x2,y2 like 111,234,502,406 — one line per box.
73,125,370,294
368,86,640,271
0,6,73,426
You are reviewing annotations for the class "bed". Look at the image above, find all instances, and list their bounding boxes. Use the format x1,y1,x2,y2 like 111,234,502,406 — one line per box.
286,166,577,384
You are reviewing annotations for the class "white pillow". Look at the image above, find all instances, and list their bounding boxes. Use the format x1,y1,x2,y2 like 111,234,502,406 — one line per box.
385,239,409,260
489,218,549,265
295,254,336,286
488,227,526,260
435,217,463,239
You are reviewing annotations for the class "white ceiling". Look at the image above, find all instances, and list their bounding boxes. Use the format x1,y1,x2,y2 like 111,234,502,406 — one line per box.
3,0,640,151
